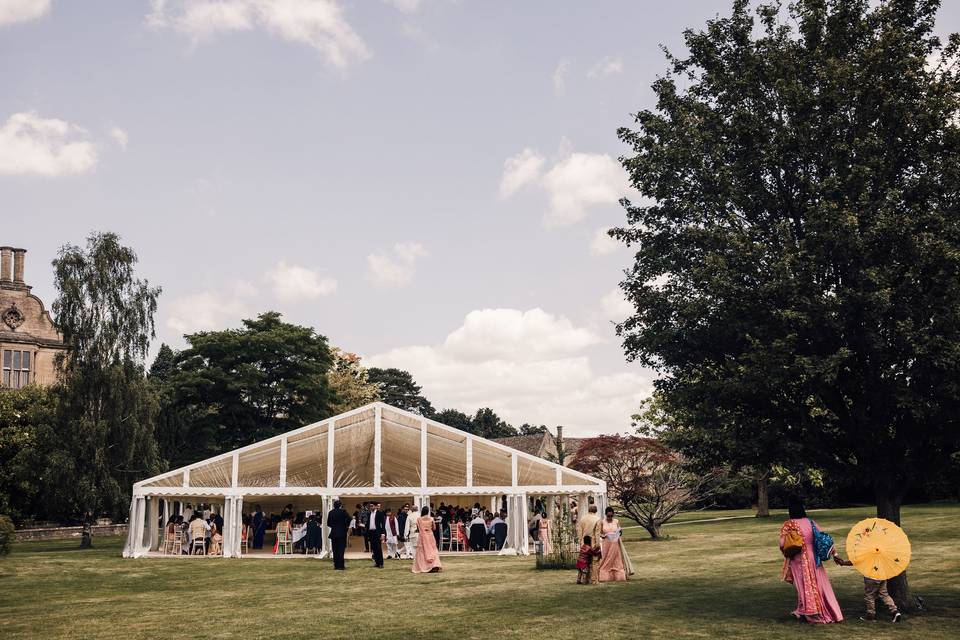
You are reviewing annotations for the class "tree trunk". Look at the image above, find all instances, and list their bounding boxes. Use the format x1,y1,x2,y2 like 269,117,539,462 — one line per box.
875,485,910,611
645,521,662,539
755,471,770,518
79,511,93,549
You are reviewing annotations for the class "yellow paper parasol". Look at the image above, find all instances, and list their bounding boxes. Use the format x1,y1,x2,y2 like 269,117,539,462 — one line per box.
846,518,911,581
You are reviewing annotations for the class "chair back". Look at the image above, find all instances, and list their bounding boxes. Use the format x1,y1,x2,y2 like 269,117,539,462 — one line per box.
494,522,508,547
469,523,487,549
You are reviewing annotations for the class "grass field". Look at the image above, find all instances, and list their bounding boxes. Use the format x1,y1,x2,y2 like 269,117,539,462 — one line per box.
1,504,957,640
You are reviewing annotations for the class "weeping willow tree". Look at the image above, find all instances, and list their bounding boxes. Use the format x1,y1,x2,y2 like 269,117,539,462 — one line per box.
46,232,162,546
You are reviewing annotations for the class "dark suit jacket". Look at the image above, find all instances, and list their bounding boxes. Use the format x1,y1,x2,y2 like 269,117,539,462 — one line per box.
327,507,351,539
365,509,386,538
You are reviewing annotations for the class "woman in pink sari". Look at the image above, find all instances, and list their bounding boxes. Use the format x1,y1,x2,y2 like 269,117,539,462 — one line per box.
778,498,843,624
598,507,634,582
412,506,442,573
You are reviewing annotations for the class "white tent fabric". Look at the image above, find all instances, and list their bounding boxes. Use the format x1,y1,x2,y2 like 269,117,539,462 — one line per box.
123,402,605,558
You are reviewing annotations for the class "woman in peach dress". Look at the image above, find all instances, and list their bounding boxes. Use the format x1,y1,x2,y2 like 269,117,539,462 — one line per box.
412,506,443,573
537,513,553,554
598,507,633,582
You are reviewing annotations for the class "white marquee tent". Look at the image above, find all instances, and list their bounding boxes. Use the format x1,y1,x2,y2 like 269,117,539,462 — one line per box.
123,402,606,558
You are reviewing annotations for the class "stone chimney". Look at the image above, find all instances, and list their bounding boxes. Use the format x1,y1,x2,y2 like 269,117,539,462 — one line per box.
0,247,11,283
12,248,26,284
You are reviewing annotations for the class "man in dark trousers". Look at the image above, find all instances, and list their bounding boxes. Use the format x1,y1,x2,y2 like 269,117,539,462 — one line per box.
365,501,386,568
326,500,350,570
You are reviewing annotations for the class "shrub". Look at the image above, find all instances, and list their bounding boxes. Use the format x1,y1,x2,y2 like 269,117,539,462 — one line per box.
0,514,15,555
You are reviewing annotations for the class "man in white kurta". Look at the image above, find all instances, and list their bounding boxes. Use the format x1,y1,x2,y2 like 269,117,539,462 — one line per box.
384,509,401,559
402,507,419,558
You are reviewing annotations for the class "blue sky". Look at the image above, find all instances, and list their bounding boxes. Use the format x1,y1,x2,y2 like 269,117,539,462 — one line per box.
3,1,957,435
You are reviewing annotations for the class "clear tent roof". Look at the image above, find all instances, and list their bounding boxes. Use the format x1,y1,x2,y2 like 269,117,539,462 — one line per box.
137,403,601,493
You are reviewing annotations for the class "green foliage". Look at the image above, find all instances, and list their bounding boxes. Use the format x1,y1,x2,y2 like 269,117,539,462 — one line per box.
469,407,518,439
433,408,473,432
367,367,435,416
159,311,336,466
49,232,162,522
0,386,57,523
0,514,14,555
614,0,960,529
147,343,176,382
519,423,547,436
326,348,380,414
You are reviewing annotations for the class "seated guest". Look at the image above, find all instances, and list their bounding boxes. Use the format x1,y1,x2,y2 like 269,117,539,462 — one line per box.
492,511,508,550
209,521,223,555
212,510,224,534
188,514,209,553
305,514,323,553
280,503,295,523
468,512,487,551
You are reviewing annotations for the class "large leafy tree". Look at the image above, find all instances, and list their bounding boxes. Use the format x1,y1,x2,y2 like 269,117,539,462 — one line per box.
613,0,960,605
48,232,162,535
519,424,548,436
434,408,474,432
470,407,518,439
149,344,185,468
367,367,435,416
0,386,57,523
162,312,336,465
326,348,380,414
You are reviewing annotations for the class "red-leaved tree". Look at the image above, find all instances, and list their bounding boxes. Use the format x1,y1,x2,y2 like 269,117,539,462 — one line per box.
569,435,718,539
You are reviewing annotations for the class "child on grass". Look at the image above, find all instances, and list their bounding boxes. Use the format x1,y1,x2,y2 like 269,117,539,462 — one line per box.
833,556,902,623
576,535,601,584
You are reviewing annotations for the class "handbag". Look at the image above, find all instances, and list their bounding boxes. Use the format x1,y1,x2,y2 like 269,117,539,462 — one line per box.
782,523,803,558
808,518,834,566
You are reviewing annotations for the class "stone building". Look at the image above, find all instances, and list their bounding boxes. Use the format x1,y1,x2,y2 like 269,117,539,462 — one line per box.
0,247,68,389
494,426,585,467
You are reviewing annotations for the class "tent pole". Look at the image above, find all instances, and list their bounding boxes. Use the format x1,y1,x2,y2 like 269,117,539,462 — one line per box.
420,419,427,490
326,420,335,489
373,405,382,488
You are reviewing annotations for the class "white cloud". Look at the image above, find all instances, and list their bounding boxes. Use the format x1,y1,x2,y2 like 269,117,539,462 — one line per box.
500,142,631,226
165,291,251,335
109,126,129,150
148,0,371,69
552,58,570,96
383,0,421,11
600,288,633,324
498,148,545,198
368,307,653,435
367,242,427,287
0,112,98,176
443,308,602,362
589,226,621,256
0,0,49,27
541,152,630,225
265,260,338,300
587,56,623,78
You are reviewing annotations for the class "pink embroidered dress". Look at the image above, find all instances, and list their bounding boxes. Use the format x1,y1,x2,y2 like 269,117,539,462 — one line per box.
598,518,628,582
779,518,843,623
538,517,553,554
412,516,443,573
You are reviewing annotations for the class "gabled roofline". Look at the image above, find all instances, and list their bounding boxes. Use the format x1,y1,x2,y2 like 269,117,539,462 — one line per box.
136,401,603,489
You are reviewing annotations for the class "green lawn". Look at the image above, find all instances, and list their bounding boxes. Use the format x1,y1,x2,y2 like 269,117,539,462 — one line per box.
1,504,957,640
